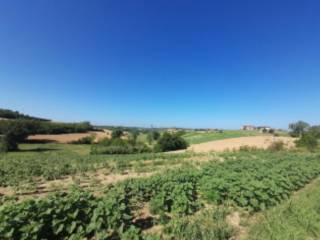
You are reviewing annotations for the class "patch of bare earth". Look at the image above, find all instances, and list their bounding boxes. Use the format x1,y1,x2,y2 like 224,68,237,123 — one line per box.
27,129,112,143
187,136,295,153
227,212,247,240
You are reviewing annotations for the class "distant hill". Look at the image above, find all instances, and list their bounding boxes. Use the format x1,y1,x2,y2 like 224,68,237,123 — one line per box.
0,108,50,121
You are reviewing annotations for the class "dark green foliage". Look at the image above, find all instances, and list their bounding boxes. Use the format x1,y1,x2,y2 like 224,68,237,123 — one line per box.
289,121,310,137
0,187,133,240
199,153,320,212
147,131,161,144
155,132,189,152
0,135,17,152
267,140,285,151
309,125,320,138
69,135,94,144
0,108,49,121
129,130,140,144
112,129,124,139
268,129,275,134
0,120,39,152
0,120,93,136
296,132,318,151
149,182,200,216
91,138,152,155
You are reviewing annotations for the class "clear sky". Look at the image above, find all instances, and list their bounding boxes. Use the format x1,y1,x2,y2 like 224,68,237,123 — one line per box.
0,0,319,129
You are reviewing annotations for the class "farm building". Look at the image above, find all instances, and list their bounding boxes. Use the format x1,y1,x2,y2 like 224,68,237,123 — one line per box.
242,125,257,131
257,126,272,132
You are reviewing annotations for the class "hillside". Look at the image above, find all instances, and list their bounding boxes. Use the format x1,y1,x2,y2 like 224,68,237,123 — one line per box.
0,108,50,121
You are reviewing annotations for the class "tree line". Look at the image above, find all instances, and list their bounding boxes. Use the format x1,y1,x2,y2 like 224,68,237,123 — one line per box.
0,108,50,121
0,119,93,152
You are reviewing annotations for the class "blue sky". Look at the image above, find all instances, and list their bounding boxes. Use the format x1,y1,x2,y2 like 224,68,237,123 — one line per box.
0,0,320,129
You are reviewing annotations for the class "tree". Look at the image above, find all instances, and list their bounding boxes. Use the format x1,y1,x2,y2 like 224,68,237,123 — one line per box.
296,132,318,152
0,120,37,152
129,130,139,144
147,131,161,144
155,132,189,152
289,121,310,137
112,129,124,139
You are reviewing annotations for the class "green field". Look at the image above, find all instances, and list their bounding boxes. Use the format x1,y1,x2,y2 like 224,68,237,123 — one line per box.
1,143,320,239
183,130,263,144
247,178,320,240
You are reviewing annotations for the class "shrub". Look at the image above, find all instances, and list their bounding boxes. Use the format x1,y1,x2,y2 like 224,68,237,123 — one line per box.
91,138,151,155
268,129,275,134
147,131,161,144
0,135,17,152
296,133,318,151
268,141,285,152
154,132,189,152
112,129,124,139
69,135,94,144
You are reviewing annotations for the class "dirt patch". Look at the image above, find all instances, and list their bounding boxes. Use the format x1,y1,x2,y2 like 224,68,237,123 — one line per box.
28,130,111,143
187,136,295,153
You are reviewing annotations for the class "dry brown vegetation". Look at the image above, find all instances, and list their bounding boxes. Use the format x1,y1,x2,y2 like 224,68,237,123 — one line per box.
186,136,295,152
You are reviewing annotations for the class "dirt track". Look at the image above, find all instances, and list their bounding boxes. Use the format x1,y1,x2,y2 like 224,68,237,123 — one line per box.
187,136,295,152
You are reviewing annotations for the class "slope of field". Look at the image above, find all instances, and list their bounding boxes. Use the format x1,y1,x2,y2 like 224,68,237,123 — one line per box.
1,150,320,239
183,130,262,144
188,136,295,152
246,178,320,240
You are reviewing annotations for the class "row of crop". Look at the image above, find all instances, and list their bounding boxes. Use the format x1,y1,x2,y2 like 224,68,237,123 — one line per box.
0,151,199,187
199,153,320,211
0,187,139,240
1,152,320,239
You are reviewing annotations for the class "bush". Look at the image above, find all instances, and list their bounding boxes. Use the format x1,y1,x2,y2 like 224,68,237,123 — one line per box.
91,138,151,155
268,141,285,152
69,135,94,144
112,129,124,139
154,132,189,152
0,135,18,152
147,131,161,144
296,133,318,151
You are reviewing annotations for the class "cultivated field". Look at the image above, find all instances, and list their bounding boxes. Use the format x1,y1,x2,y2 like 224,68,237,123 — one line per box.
1,124,320,240
182,130,263,144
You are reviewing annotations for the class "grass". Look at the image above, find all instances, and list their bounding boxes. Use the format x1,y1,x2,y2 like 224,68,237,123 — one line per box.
246,178,320,240
183,130,263,144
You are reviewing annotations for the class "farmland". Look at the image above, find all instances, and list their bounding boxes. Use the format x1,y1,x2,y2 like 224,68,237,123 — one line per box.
1,113,320,239
182,130,263,144
1,139,320,239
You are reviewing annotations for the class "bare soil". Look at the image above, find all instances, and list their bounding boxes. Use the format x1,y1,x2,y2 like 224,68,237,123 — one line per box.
27,130,111,143
187,136,295,153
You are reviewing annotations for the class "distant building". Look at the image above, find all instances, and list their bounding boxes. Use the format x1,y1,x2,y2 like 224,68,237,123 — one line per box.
242,125,257,131
257,126,272,132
